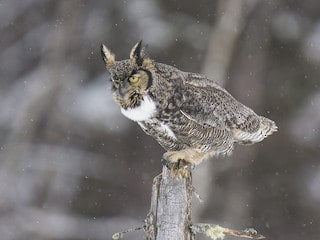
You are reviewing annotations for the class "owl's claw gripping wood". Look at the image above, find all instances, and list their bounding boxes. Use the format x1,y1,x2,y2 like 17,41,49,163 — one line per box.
161,158,192,178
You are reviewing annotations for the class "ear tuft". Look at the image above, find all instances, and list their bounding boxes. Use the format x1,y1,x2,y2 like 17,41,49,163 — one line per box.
101,44,116,70
130,41,144,66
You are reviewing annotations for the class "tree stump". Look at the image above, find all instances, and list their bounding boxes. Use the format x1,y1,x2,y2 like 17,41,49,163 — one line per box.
112,163,265,240
145,165,193,240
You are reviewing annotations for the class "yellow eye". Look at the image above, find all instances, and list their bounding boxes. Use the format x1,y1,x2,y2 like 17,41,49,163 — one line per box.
128,75,139,83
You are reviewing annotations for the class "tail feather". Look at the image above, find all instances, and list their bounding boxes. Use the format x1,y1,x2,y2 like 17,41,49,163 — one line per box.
233,116,277,145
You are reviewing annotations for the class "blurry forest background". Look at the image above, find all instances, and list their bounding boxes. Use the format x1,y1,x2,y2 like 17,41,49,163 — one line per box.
1,0,320,239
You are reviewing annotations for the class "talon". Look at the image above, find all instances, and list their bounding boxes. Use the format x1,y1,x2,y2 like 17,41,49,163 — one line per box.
177,159,183,168
161,158,170,167
176,159,182,168
190,164,195,170
161,157,177,169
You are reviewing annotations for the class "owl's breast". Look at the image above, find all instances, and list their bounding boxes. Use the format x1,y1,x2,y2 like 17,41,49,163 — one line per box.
120,95,157,122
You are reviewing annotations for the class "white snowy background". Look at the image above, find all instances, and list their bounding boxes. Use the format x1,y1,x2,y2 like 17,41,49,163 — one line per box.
0,0,320,239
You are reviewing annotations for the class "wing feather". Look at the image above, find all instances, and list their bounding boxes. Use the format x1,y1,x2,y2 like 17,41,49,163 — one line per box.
181,73,277,143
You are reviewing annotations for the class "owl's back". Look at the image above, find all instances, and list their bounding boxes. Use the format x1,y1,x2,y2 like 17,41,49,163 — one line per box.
180,72,277,149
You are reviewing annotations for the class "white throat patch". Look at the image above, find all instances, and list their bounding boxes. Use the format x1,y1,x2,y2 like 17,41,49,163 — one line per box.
121,96,157,122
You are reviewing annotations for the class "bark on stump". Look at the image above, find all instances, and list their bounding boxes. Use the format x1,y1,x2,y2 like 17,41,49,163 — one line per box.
145,165,193,240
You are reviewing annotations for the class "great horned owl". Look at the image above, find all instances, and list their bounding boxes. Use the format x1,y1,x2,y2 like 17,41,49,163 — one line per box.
101,41,277,165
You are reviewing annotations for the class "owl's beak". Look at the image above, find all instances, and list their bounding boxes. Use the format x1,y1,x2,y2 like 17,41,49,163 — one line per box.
118,82,129,98
119,87,126,98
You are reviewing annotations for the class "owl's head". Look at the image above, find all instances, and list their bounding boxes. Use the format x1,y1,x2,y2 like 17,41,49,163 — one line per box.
101,41,155,109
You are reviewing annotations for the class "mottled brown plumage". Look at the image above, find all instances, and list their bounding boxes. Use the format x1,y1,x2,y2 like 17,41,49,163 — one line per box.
101,41,277,165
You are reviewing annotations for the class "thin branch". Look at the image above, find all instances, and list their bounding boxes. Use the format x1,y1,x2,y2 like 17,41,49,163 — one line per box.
112,226,144,240
190,223,265,240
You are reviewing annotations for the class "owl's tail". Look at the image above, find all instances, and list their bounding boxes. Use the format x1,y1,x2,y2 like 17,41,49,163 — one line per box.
233,116,278,145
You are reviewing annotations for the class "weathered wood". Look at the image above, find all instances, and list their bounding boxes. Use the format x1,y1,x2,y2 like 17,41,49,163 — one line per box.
146,165,193,240
112,162,265,240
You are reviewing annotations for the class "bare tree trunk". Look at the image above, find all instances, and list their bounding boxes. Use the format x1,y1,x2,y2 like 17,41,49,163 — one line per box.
112,163,265,240
146,166,193,240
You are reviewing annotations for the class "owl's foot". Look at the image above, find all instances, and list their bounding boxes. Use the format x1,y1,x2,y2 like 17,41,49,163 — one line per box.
163,149,205,165
161,157,171,167
162,149,205,177
161,157,193,178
